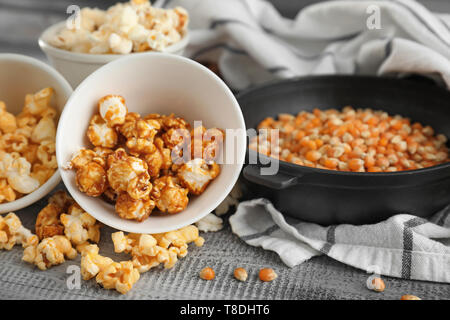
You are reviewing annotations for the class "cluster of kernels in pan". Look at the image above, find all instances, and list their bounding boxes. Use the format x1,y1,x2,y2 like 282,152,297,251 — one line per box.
0,88,58,202
48,0,188,54
250,107,449,172
69,94,223,222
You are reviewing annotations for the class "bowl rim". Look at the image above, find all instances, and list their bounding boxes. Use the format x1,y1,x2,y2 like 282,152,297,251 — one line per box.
0,53,73,214
56,52,246,233
238,75,450,178
38,21,190,64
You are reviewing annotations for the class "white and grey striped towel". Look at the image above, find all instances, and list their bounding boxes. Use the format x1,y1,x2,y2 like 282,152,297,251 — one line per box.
159,0,450,90
230,198,450,283
159,0,450,283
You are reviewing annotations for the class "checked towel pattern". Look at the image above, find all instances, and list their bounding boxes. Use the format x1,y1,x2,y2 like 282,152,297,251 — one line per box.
230,199,450,283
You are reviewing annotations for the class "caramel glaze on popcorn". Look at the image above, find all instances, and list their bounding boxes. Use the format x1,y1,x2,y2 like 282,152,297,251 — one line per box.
0,87,58,203
69,94,223,222
250,107,450,172
0,191,206,295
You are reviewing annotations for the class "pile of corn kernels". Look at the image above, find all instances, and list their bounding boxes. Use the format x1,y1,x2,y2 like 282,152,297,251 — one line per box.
49,0,188,54
0,88,58,203
250,107,449,172
0,191,204,294
69,94,223,222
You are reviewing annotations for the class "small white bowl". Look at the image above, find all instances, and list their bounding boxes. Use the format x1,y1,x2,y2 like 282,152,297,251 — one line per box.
0,53,72,214
56,53,246,234
39,21,190,89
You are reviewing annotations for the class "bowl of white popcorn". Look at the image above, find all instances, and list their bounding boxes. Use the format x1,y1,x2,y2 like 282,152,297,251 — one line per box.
0,54,72,213
38,0,189,88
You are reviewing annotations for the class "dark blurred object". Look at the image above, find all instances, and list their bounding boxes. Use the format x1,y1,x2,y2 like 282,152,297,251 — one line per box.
199,61,221,77
268,0,450,18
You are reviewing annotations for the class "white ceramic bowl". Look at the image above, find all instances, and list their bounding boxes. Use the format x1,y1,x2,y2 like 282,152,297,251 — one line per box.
39,21,190,89
56,53,246,234
0,53,73,214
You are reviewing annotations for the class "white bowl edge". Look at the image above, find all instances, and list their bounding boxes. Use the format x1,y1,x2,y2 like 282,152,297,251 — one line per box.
0,53,73,214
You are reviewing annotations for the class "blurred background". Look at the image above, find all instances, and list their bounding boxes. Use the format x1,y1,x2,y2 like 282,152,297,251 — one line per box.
1,0,449,60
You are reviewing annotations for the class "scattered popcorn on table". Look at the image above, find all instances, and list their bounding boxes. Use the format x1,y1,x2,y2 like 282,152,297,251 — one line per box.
60,203,101,250
112,225,204,273
0,213,38,250
96,260,140,295
35,203,65,240
98,95,128,127
80,244,114,280
23,235,77,270
0,191,209,295
0,88,58,203
195,213,223,233
48,0,189,55
152,175,189,214
68,94,223,222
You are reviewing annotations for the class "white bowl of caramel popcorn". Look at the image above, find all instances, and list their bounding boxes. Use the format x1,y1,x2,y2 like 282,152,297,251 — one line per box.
38,0,189,88
0,54,72,213
56,53,246,234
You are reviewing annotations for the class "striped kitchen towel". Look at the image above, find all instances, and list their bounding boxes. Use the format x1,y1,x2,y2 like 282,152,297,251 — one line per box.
229,198,450,283
157,0,450,91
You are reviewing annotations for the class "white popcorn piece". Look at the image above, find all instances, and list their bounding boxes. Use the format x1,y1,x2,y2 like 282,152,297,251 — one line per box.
195,213,223,233
109,33,133,54
31,116,56,143
3,155,40,194
7,172,40,194
98,94,128,127
177,158,220,195
147,30,168,51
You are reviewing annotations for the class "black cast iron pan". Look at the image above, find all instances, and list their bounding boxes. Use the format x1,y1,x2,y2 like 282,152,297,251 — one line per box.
237,75,450,225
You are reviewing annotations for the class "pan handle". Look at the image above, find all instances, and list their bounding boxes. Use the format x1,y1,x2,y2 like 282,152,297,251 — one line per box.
243,164,300,190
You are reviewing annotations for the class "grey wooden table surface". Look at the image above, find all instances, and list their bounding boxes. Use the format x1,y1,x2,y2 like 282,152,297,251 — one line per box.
1,0,449,300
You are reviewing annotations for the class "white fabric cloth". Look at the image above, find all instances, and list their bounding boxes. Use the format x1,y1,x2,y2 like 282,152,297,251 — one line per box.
230,198,450,283
159,0,450,90
156,0,450,283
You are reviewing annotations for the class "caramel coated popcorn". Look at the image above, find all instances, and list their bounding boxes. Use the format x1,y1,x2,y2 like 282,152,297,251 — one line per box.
112,225,204,273
0,213,38,250
21,191,101,270
195,213,223,233
97,260,140,294
48,0,188,54
60,203,101,250
1,191,207,295
69,94,223,222
0,88,58,203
